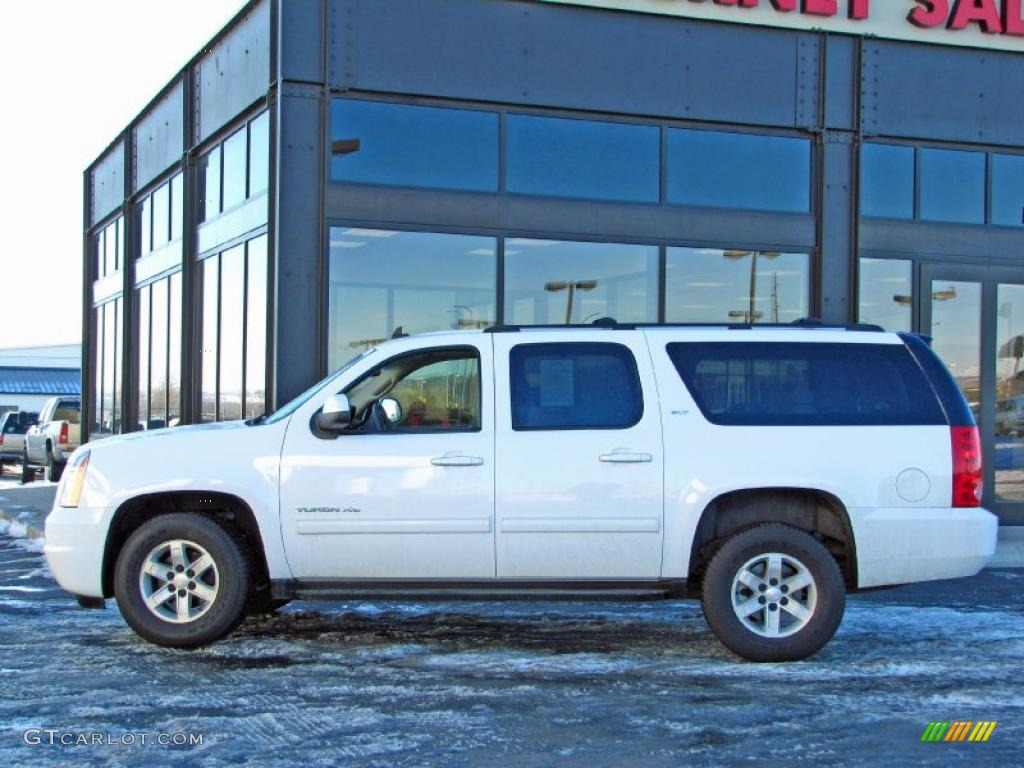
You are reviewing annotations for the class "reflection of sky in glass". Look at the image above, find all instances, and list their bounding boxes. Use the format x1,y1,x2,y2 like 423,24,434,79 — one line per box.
860,143,914,219
331,99,498,191
858,257,912,331
506,114,659,202
328,229,497,369
992,153,1024,228
930,281,980,406
920,148,985,224
667,129,810,212
665,249,808,323
996,284,1024,501
504,240,657,325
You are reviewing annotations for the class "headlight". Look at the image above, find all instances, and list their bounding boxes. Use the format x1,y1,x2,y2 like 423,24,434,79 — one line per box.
58,450,90,508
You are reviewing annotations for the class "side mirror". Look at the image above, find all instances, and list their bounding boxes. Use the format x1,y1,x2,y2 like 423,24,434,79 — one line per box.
315,393,352,433
379,397,403,426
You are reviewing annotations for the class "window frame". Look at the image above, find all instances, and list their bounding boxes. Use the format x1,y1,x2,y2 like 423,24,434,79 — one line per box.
337,344,484,435
509,341,645,432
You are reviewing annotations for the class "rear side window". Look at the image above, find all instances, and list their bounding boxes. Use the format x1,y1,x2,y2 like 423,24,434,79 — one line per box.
53,402,80,424
666,342,946,426
510,342,643,430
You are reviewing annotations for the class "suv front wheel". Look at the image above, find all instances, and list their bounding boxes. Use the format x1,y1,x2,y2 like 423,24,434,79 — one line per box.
701,523,846,662
114,514,251,648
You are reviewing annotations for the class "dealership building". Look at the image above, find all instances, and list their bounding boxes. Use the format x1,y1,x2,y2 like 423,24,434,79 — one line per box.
84,0,1024,521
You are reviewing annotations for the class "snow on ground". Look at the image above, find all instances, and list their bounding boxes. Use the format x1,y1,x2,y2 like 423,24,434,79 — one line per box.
0,531,1020,767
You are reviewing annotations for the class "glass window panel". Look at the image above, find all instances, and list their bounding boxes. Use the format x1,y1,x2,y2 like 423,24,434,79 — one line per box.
168,272,182,427
95,230,105,278
149,278,168,429
996,284,1024,501
327,229,497,370
93,306,104,434
200,147,221,222
992,153,1024,228
170,173,183,241
505,115,659,202
201,256,219,422
222,127,248,212
112,298,122,432
137,286,150,430
930,280,981,415
920,148,985,224
103,223,115,276
138,197,152,256
330,99,499,191
860,143,914,219
857,257,912,332
245,236,267,419
152,182,169,248
219,245,245,421
505,239,657,325
664,248,809,324
115,217,124,270
345,349,481,431
510,342,643,430
248,111,269,197
666,342,945,426
667,129,811,213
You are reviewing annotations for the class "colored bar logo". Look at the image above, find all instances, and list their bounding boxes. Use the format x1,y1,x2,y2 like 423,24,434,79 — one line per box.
921,721,997,742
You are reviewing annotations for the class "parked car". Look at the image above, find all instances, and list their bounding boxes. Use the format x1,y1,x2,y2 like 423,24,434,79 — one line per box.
44,323,996,662
995,395,1024,437
24,397,81,482
0,411,38,471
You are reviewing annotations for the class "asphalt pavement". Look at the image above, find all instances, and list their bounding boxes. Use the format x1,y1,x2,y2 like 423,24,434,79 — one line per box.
0,481,1021,767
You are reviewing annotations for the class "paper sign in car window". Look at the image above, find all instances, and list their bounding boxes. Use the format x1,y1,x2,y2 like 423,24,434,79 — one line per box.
539,358,575,407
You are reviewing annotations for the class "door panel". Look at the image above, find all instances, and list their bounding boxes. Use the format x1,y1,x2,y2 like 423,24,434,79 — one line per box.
492,331,664,579
279,340,495,579
921,264,1024,523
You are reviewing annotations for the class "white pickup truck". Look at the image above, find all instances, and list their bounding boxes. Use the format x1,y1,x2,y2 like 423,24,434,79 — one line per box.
44,324,997,661
24,397,81,482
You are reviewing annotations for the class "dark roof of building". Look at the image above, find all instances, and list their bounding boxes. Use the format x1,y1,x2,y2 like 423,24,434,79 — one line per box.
0,366,80,395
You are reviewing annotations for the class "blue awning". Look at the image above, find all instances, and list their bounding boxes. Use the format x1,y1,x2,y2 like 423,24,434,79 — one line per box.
0,367,80,395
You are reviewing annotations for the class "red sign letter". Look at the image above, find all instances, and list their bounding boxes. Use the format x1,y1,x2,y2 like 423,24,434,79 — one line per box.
771,0,799,10
949,0,1004,31
908,0,949,27
848,0,870,19
1004,0,1024,34
803,0,839,15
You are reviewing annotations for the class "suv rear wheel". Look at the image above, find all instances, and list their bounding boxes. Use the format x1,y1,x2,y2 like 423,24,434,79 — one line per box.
701,523,845,662
114,514,250,648
46,449,63,482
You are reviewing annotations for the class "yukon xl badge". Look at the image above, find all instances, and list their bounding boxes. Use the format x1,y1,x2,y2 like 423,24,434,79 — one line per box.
297,507,360,514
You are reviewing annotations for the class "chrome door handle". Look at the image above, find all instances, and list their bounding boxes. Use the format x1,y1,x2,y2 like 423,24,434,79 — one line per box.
599,452,653,463
431,454,484,467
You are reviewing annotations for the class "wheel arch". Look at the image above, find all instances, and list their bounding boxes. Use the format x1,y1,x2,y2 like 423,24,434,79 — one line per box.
101,491,270,599
687,487,857,592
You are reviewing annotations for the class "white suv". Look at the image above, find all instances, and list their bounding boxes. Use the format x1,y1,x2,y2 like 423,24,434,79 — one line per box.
44,323,997,661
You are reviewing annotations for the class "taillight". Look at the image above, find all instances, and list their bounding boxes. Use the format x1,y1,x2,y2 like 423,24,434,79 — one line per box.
0,433,4,446
951,426,982,507
59,422,68,444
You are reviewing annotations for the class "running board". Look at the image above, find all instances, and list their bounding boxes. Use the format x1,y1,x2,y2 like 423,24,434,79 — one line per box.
273,579,689,601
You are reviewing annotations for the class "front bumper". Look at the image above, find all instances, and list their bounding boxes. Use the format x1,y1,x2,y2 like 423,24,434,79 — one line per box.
851,507,998,588
43,505,110,599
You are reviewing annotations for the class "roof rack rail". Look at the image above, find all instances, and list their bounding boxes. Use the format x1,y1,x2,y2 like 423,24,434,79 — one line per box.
484,317,885,333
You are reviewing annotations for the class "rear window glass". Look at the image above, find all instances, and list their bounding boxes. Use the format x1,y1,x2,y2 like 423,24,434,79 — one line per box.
510,342,643,430
54,402,80,424
666,342,945,426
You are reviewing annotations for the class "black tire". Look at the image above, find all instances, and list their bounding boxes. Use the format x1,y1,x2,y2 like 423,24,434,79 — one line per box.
702,523,845,662
114,513,251,648
20,448,32,484
46,449,63,483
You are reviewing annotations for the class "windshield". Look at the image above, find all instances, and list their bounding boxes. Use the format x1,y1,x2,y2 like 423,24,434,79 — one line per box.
255,348,376,425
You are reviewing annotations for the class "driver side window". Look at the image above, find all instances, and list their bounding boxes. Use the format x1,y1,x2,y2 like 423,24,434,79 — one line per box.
343,347,481,432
